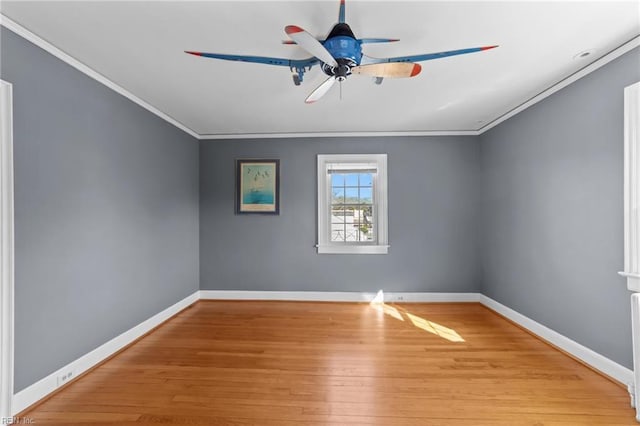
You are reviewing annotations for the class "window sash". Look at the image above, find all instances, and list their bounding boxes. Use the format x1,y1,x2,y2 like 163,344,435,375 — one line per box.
317,154,388,254
327,170,377,245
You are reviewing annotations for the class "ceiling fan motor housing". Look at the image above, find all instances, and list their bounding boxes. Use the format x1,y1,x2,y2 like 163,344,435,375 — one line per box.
321,23,362,79
322,58,356,80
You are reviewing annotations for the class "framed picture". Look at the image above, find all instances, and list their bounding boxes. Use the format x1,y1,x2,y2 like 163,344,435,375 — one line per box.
236,159,280,214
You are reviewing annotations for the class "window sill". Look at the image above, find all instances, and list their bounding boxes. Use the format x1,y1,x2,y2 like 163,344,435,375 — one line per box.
316,244,389,254
619,272,640,292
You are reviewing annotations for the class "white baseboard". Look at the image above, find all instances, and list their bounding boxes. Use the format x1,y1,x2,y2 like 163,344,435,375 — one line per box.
199,290,378,302
199,290,480,303
479,295,634,387
11,291,199,415
11,290,633,416
385,292,480,303
201,290,632,388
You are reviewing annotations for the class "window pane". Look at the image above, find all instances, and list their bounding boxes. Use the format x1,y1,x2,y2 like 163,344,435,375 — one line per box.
345,187,358,200
331,226,345,242
360,222,374,241
332,188,345,204
360,187,373,203
345,208,355,222
359,173,373,186
345,173,358,186
331,173,345,186
331,207,346,242
362,205,373,218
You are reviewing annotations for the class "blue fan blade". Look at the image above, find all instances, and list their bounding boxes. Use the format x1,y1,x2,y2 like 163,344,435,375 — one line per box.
185,51,319,68
358,38,400,44
338,0,346,23
368,45,498,64
282,39,326,45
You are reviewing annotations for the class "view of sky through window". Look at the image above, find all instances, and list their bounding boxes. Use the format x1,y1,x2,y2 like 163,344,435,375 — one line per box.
331,172,374,242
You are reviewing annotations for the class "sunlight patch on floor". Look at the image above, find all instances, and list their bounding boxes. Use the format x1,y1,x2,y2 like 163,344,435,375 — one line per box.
369,290,465,342
371,301,404,321
404,311,465,342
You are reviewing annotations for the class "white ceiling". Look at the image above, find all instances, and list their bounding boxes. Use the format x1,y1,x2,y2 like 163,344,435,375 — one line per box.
1,1,639,138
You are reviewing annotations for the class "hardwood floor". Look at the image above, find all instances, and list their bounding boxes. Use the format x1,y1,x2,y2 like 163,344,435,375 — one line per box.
22,301,636,425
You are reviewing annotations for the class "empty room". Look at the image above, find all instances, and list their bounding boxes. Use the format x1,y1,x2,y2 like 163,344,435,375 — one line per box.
1,0,640,424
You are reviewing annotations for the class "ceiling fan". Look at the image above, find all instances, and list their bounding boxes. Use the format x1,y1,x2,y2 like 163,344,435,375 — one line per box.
185,0,498,104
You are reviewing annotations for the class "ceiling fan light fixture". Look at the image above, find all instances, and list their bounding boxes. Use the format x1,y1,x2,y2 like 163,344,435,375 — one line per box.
185,0,499,103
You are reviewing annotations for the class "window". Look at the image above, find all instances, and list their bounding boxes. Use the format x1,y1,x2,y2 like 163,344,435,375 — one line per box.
317,154,388,254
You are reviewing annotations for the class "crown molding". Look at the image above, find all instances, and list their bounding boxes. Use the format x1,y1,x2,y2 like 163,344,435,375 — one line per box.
478,35,640,135
0,14,200,140
198,130,480,140
2,13,638,141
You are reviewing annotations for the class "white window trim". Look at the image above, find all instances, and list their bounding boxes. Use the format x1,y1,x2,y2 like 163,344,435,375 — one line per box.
618,81,640,419
317,154,389,254
620,82,640,293
0,80,15,418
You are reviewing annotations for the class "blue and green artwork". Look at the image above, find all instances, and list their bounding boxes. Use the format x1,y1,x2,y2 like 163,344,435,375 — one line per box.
242,164,275,205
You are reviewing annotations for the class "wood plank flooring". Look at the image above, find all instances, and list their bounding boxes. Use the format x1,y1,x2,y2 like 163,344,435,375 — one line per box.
22,301,637,425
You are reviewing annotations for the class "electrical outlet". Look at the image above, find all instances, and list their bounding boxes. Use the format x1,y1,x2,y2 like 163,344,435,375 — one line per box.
396,295,404,301
57,370,75,387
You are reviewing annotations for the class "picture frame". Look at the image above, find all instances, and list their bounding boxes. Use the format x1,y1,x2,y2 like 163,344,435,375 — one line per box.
235,159,280,214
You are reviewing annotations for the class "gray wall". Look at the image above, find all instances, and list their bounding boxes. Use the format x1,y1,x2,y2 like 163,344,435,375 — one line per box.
1,28,200,392
479,47,640,369
200,137,480,293
3,19,638,392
